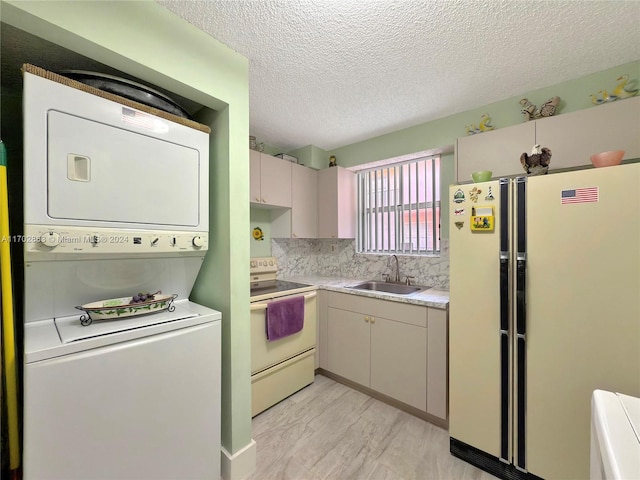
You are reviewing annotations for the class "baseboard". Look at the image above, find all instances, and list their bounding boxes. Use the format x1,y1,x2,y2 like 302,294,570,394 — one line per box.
220,439,257,480
316,369,448,429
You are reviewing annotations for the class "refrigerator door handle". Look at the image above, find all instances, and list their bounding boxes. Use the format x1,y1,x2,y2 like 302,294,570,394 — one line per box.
515,176,527,471
499,178,511,463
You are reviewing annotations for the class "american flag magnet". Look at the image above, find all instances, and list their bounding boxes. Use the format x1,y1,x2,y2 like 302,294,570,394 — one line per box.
561,186,599,205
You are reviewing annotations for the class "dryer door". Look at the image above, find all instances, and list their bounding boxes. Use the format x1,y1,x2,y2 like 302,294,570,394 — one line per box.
47,110,200,227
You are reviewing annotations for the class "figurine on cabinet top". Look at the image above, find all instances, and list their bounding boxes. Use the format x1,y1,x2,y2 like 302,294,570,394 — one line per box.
520,144,552,176
329,155,337,167
519,96,561,121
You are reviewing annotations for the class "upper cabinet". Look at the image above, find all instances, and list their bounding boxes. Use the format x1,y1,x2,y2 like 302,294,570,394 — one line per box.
250,150,292,208
535,96,640,170
456,122,535,182
318,166,356,239
456,97,640,183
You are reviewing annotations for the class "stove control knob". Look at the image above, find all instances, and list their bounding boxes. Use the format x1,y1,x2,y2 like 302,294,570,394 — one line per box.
250,261,257,268
40,231,61,248
89,234,100,246
150,236,160,246
192,236,204,248
169,236,177,247
269,260,274,266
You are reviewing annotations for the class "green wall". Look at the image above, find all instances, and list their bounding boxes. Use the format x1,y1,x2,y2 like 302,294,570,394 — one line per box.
2,0,252,458
315,60,639,240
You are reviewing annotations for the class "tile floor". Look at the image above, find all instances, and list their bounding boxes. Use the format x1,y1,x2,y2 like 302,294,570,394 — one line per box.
248,374,500,480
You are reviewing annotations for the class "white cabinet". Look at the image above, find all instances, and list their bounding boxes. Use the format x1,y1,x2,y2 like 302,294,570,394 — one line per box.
291,163,318,238
271,162,318,238
456,97,640,183
324,292,430,412
249,150,291,207
456,122,535,182
535,96,640,170
317,166,356,239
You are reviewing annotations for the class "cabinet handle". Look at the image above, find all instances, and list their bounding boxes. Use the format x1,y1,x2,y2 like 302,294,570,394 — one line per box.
364,316,369,323
254,197,260,202
332,234,336,238
370,317,376,324
293,233,297,238
261,198,266,203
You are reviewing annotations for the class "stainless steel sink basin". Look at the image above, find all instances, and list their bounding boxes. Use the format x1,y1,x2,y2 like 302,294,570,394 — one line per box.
349,281,426,295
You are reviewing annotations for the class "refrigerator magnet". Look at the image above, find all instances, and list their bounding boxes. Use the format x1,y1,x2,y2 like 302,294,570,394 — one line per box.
485,186,495,201
470,206,495,232
469,187,482,202
455,221,464,229
454,208,465,215
453,189,465,203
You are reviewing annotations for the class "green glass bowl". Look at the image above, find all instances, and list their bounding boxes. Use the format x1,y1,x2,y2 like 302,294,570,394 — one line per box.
471,171,492,183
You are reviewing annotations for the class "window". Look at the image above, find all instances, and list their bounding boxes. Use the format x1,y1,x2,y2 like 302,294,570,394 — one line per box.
356,155,440,255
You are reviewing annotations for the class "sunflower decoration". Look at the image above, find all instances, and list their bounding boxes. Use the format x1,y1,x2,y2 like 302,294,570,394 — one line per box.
252,227,264,241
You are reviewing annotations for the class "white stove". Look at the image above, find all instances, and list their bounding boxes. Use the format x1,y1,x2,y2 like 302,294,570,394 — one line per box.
249,257,317,416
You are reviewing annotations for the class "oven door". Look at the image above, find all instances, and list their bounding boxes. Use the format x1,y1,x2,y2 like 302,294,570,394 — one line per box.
250,291,317,374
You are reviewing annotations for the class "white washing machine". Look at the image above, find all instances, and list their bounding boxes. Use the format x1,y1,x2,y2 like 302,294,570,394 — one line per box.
591,390,640,480
21,68,221,479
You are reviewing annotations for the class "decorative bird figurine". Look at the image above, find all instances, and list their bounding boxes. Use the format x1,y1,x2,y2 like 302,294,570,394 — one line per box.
612,74,639,99
598,90,618,103
519,98,537,120
479,113,495,132
590,93,605,105
519,97,560,120
537,96,560,118
465,124,480,135
520,144,552,176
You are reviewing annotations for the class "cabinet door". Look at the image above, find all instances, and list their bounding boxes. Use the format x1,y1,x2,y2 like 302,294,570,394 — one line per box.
370,316,427,411
427,308,448,420
260,154,292,207
318,166,355,238
291,163,318,238
535,96,640,170
327,306,370,386
456,122,535,182
249,150,262,204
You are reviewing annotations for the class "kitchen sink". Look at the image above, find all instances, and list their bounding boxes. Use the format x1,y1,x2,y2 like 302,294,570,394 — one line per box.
349,281,426,295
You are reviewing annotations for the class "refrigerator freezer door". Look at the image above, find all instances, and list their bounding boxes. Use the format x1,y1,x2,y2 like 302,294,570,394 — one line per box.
449,180,505,458
525,164,640,479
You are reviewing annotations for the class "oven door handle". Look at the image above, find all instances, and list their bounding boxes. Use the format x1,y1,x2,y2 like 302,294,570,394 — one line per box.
250,291,317,311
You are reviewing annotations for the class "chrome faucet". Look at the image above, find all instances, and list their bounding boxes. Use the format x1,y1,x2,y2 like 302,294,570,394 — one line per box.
389,254,400,283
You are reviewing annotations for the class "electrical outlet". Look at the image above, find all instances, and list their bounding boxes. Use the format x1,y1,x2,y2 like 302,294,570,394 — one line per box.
331,244,336,252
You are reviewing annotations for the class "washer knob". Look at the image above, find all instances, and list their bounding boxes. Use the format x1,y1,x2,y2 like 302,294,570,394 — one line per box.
41,231,61,248
192,236,204,248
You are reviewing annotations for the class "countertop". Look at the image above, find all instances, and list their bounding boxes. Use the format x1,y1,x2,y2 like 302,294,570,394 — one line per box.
281,275,449,309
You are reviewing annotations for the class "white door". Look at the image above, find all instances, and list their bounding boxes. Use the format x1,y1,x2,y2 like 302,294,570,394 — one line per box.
448,179,504,457
526,164,640,479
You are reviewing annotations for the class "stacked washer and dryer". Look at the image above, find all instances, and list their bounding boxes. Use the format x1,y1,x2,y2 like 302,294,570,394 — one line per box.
21,68,221,479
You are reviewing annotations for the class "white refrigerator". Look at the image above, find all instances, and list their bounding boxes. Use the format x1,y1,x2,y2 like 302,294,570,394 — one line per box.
448,163,640,479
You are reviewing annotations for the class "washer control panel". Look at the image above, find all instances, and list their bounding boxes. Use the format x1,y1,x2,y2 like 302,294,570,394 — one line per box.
24,225,208,257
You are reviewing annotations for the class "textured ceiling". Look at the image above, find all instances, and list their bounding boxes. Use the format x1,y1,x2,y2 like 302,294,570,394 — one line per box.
157,0,640,152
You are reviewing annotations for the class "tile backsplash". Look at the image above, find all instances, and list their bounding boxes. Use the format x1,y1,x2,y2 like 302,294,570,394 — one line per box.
272,238,449,289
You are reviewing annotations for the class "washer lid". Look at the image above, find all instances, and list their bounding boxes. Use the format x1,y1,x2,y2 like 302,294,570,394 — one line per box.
56,301,199,343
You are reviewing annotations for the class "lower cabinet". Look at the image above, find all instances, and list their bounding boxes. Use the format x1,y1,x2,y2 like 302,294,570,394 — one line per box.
322,291,448,424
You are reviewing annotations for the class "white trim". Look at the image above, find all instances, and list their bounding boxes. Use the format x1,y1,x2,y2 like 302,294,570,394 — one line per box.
221,439,257,480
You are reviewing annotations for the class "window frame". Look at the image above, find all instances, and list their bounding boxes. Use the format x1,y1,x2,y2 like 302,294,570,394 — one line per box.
356,155,440,256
